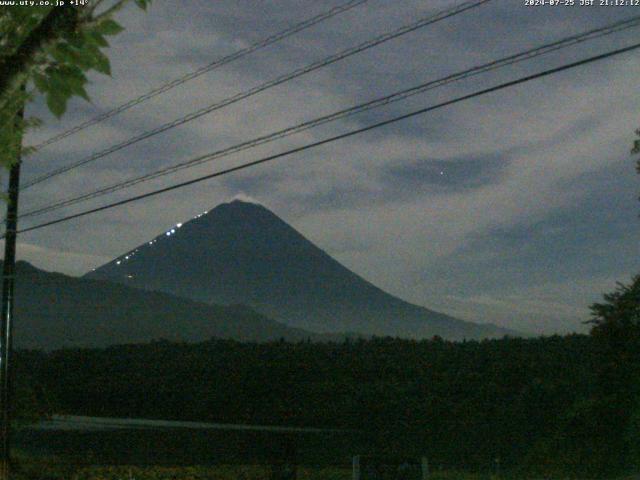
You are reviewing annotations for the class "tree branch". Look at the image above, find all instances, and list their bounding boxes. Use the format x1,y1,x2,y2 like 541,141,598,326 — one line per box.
0,7,79,111
89,0,129,24
82,0,108,20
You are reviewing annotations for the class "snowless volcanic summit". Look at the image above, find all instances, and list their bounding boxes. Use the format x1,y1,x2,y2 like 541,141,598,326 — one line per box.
87,200,514,340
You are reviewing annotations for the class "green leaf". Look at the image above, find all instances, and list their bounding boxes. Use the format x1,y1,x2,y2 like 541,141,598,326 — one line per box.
46,92,67,118
63,30,84,48
58,64,86,82
48,42,79,64
75,85,90,102
95,19,124,36
92,52,111,76
32,72,48,93
47,72,73,98
57,66,90,102
86,30,109,48
71,42,103,71
135,0,149,10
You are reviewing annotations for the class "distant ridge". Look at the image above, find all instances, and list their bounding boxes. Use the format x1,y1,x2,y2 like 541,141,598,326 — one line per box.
87,200,516,340
7,261,332,350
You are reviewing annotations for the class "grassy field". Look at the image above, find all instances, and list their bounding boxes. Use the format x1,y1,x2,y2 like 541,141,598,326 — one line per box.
11,450,624,480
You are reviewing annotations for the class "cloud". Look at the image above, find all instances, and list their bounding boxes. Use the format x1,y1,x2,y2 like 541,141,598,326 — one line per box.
228,192,262,205
11,0,640,334
2,240,111,276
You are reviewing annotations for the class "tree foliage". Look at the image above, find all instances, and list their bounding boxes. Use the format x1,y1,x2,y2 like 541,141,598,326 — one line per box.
0,0,152,169
589,276,640,339
17,335,607,476
585,276,640,475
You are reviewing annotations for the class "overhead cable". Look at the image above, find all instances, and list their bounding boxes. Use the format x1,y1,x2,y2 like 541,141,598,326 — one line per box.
22,0,492,190
14,41,640,236
20,14,640,219
29,0,371,150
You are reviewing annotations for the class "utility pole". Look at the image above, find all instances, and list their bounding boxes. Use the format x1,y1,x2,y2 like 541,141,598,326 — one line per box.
0,105,24,480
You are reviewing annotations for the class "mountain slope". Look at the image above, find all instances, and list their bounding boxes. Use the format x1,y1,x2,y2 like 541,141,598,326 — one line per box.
87,200,514,340
8,261,326,350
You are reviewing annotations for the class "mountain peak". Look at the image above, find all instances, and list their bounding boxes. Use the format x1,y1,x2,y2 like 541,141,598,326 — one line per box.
222,194,263,208
199,199,292,234
186,198,272,225
213,198,269,214
87,202,515,340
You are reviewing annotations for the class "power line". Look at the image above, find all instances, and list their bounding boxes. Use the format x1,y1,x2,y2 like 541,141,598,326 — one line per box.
29,0,371,151
13,41,640,237
19,14,640,220
22,0,493,190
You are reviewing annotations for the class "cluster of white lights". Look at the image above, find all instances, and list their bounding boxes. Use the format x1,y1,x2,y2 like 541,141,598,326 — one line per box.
164,222,185,237
193,210,208,220
114,219,189,267
115,247,141,266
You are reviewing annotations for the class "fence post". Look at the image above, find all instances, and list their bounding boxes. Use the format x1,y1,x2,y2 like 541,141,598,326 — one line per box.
421,457,429,479
352,455,360,480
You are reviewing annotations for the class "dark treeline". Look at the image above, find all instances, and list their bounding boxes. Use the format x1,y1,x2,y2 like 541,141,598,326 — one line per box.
15,329,638,478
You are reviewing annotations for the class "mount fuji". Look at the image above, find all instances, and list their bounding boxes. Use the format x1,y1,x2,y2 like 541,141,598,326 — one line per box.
86,200,515,340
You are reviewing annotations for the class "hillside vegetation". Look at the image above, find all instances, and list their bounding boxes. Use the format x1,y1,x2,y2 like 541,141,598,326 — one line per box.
16,331,635,478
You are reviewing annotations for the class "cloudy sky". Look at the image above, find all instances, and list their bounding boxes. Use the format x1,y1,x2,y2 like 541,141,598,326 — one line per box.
8,0,640,334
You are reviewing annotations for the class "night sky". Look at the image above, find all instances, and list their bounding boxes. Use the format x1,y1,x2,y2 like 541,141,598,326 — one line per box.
7,0,640,334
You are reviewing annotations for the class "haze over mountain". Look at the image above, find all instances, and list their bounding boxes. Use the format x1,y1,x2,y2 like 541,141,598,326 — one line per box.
87,200,515,340
8,261,326,350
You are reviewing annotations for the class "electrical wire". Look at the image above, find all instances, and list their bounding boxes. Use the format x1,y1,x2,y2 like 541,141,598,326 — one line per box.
13,41,640,237
21,0,493,190
29,0,371,151
19,14,640,220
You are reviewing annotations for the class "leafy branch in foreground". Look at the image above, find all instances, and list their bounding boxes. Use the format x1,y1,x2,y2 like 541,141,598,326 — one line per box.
0,0,152,169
